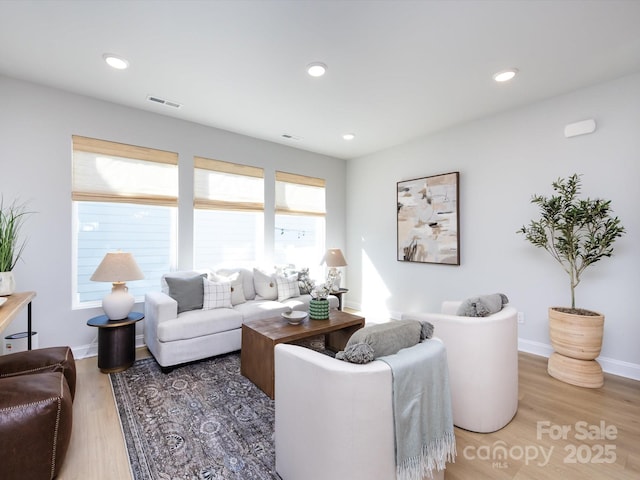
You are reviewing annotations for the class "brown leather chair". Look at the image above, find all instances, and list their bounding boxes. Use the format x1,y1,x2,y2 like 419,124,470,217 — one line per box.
0,346,76,479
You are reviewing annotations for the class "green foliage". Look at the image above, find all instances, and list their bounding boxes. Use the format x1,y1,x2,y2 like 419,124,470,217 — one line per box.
518,174,625,309
0,198,32,271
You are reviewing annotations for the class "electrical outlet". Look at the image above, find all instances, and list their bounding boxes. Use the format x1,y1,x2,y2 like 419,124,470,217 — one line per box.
517,312,525,324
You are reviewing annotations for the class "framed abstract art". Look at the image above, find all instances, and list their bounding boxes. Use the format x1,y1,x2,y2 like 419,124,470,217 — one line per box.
397,171,460,265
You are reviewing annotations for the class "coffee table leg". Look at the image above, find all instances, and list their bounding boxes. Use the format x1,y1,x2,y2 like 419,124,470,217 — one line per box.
325,321,364,351
241,325,276,399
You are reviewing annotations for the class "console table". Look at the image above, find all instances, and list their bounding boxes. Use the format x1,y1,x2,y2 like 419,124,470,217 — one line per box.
0,291,36,350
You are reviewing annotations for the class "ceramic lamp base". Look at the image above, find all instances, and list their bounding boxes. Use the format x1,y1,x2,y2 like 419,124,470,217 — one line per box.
102,283,134,320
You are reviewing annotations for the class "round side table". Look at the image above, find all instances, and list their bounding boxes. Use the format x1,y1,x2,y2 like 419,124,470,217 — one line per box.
333,288,349,311
87,312,144,373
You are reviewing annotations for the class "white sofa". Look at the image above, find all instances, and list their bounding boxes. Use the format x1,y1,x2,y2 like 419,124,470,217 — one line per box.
274,342,449,480
144,268,338,370
402,300,518,433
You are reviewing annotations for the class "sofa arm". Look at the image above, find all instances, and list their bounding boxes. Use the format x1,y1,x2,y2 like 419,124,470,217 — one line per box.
144,291,178,342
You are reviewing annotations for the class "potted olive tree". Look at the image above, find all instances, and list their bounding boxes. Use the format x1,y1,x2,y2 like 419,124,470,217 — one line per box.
518,174,625,388
0,198,32,295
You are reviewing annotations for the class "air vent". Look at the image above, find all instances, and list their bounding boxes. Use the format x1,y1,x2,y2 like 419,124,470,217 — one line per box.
146,95,182,109
282,134,302,141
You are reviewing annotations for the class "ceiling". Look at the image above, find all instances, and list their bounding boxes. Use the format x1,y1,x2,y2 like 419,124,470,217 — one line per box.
1,1,640,160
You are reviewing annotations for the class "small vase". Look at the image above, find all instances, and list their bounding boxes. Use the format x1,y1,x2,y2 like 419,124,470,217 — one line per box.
0,271,16,296
309,298,330,320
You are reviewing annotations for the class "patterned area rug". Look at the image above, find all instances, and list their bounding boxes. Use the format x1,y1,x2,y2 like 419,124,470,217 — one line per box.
110,352,278,480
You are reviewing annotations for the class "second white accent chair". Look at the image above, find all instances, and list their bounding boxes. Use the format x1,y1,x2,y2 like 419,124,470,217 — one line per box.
403,300,519,433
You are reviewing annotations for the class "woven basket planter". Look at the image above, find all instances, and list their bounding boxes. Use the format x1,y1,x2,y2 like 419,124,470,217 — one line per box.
547,307,604,388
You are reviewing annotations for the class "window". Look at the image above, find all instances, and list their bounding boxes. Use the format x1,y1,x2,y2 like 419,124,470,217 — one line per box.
193,157,264,269
72,136,178,306
274,171,326,278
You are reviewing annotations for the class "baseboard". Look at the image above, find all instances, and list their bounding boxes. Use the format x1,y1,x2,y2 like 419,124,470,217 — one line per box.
71,323,639,382
72,334,146,360
518,338,640,381
517,338,553,358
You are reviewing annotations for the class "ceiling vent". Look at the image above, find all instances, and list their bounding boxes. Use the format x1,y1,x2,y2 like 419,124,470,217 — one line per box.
282,133,302,141
146,95,182,109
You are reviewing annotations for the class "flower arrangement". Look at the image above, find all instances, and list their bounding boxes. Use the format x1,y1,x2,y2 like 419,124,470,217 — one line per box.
310,283,330,300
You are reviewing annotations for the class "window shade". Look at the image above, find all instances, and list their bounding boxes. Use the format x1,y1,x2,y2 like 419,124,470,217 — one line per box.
194,156,264,212
72,135,178,206
275,171,326,216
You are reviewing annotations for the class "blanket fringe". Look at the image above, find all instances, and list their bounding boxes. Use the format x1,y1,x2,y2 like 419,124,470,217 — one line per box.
396,431,457,480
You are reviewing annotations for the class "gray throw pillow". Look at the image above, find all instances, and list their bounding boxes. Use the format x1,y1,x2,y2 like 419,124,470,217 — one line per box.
456,293,509,317
165,274,207,314
336,320,425,363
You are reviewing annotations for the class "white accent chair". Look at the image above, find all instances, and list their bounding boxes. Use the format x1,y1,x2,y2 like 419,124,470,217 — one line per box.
274,343,446,480
402,301,518,433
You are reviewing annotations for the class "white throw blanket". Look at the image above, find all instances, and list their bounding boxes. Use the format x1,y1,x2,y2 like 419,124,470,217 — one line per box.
378,340,456,480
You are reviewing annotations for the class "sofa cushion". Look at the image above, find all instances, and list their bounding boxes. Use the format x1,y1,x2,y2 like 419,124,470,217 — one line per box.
253,268,278,300
157,308,243,342
216,268,255,300
456,293,509,317
165,274,207,313
296,267,315,294
336,320,424,363
161,270,210,294
203,279,233,310
277,274,300,302
233,299,291,322
211,271,246,305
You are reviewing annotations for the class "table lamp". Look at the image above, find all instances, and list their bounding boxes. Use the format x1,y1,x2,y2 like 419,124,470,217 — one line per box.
90,252,144,320
321,248,347,292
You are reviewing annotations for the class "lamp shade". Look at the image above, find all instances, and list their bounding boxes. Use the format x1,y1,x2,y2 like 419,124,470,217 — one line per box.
322,248,347,267
90,252,144,320
90,252,144,283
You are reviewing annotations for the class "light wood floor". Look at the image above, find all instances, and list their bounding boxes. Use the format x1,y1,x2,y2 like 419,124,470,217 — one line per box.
58,350,639,479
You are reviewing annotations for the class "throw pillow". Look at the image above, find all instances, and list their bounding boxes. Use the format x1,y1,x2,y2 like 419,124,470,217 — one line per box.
456,293,509,317
336,343,375,364
276,274,300,302
211,271,246,305
203,278,232,310
165,274,207,314
253,268,278,300
336,320,423,363
297,267,315,294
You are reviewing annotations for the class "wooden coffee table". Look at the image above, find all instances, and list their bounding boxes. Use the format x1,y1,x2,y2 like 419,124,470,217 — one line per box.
241,310,365,399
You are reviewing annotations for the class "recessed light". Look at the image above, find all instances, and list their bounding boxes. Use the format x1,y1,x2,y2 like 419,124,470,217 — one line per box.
493,68,518,82
307,62,327,77
343,133,355,141
103,54,129,70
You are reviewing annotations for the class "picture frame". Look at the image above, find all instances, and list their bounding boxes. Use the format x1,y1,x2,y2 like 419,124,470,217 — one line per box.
397,171,460,265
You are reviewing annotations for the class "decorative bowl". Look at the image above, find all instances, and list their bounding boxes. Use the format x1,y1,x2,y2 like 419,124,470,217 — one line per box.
281,311,307,325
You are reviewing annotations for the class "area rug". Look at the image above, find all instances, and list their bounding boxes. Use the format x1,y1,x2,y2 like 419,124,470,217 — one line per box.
110,352,278,480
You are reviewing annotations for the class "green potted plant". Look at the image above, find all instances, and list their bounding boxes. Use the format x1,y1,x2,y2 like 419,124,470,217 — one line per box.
518,174,625,388
0,198,32,295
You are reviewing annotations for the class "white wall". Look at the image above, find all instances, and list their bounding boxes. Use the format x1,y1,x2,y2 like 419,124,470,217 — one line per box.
0,75,347,355
346,72,640,379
